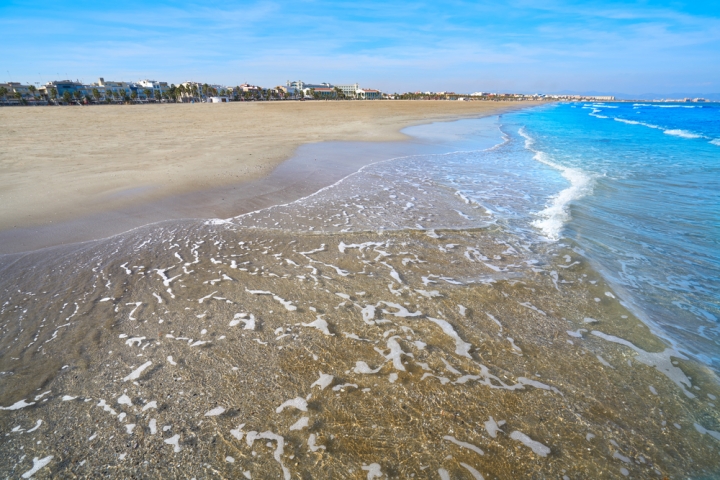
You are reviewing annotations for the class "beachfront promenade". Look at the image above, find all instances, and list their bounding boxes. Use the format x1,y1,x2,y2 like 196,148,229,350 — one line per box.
0,77,603,106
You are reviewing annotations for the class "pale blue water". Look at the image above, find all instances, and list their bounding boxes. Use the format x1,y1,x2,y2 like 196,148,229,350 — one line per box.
402,103,720,369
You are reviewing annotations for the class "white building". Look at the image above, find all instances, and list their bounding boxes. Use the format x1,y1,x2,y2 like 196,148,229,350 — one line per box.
137,79,169,96
356,89,381,100
286,80,333,92
96,78,133,97
335,83,360,98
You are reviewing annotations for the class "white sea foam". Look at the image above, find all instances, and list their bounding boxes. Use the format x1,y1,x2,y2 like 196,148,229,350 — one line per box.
164,434,181,452
0,399,35,410
520,127,594,241
302,316,333,336
663,129,703,139
509,430,550,456
354,361,382,374
484,416,505,438
613,118,661,129
443,435,484,455
21,456,53,479
591,331,695,398
311,372,334,390
290,417,309,431
694,423,720,441
710,139,720,146
123,361,152,382
276,397,308,413
361,463,383,479
427,317,472,358
460,463,485,480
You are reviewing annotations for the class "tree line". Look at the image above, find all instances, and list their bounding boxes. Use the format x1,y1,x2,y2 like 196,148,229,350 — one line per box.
0,83,297,105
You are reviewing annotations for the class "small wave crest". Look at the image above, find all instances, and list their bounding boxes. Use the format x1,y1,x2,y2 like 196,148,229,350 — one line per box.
518,127,595,241
663,129,703,139
710,139,720,147
588,108,608,119
613,118,706,140
613,118,661,129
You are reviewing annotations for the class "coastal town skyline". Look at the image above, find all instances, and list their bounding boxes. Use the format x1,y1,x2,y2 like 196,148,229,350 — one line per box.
1,76,626,104
0,77,720,105
4,75,711,104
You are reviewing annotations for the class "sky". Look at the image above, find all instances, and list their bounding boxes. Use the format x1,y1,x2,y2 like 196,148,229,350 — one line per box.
2,0,719,95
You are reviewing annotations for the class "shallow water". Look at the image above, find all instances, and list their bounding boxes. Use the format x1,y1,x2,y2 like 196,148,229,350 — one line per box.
1,111,719,479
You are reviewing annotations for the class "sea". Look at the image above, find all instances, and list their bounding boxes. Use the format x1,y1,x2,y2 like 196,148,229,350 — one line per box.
514,102,720,370
0,102,719,478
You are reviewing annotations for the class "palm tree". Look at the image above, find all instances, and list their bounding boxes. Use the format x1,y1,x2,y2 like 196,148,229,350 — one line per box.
28,85,37,102
49,87,58,104
73,91,82,103
155,90,161,102
143,89,152,101
0,86,7,104
63,91,72,104
14,91,23,104
130,91,138,102
92,88,101,103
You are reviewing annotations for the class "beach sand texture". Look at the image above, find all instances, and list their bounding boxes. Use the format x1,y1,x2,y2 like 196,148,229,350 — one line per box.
0,101,531,238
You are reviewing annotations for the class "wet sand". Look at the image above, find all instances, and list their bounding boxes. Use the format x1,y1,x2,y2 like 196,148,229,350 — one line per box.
0,101,534,254
1,222,718,479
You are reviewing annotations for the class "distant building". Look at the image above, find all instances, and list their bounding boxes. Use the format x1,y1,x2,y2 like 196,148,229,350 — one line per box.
40,80,84,97
309,87,336,98
357,89,381,100
137,79,169,96
1,82,32,96
96,78,133,97
336,83,360,98
0,82,37,104
286,80,333,92
235,83,262,93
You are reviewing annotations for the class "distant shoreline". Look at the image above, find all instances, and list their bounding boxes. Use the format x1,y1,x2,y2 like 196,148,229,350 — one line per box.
0,101,536,255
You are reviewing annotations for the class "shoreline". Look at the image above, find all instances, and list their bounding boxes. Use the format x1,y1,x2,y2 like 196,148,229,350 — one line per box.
0,101,535,255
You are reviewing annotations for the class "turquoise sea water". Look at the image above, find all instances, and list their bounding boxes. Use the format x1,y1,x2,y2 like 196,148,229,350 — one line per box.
406,102,720,370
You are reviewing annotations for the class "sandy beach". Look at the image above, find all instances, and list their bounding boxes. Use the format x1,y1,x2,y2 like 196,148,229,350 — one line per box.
0,101,534,254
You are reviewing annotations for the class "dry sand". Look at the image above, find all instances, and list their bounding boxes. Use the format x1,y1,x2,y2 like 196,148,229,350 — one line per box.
0,100,537,253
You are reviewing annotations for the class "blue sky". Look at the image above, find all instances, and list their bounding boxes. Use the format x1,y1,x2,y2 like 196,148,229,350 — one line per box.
2,0,719,94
